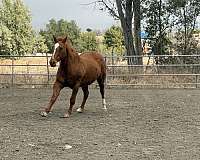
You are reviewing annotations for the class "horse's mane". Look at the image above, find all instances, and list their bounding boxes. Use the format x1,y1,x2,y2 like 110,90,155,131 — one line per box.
58,36,77,55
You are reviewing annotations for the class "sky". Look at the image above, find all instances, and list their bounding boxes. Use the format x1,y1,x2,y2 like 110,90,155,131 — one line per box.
23,0,116,31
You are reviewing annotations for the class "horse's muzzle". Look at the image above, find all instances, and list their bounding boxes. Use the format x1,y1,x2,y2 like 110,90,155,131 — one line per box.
49,59,57,67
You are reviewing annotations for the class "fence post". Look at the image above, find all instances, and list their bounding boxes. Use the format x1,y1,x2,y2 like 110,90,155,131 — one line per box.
194,64,198,88
11,56,14,87
104,56,108,87
46,53,50,85
195,74,198,88
111,47,115,75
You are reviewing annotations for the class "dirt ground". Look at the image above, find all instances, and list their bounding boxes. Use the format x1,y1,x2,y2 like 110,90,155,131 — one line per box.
0,88,200,160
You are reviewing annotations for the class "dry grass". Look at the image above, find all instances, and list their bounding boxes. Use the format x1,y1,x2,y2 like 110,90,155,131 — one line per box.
0,57,57,87
107,65,199,88
0,57,57,74
0,57,199,88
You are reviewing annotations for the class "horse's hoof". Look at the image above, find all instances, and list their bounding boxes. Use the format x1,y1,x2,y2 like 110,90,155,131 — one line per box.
61,113,70,118
103,105,107,111
77,108,83,113
40,111,48,117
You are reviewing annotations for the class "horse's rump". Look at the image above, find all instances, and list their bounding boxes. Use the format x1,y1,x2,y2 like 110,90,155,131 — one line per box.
80,52,106,75
80,52,105,66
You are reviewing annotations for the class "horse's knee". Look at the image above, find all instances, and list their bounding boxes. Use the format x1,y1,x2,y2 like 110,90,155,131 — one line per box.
70,97,76,106
100,85,104,93
99,85,105,98
82,86,89,98
85,90,89,97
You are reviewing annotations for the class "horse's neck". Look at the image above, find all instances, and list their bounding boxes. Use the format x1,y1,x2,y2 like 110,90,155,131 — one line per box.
60,46,79,73
66,46,79,64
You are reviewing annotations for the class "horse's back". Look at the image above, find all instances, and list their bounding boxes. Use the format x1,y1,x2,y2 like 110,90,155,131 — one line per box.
80,52,105,66
80,52,106,76
80,51,104,60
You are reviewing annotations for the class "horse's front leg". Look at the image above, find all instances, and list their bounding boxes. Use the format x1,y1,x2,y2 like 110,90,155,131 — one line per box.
41,81,63,117
63,84,80,118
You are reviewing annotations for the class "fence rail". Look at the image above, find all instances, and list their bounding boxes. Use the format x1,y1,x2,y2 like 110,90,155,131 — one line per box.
0,54,200,88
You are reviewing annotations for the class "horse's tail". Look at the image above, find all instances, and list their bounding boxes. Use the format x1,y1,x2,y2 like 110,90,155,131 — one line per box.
100,55,106,80
97,55,107,110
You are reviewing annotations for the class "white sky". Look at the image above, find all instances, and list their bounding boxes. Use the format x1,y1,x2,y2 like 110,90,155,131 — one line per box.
23,0,116,31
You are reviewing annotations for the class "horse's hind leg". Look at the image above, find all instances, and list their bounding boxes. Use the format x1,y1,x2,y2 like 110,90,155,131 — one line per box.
41,81,63,117
77,86,89,113
63,83,80,118
97,77,107,110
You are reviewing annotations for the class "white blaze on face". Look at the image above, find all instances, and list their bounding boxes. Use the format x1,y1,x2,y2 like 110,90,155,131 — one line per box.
52,43,59,58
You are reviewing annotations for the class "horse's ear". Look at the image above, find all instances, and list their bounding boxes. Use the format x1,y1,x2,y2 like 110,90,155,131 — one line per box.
63,36,68,43
53,35,58,43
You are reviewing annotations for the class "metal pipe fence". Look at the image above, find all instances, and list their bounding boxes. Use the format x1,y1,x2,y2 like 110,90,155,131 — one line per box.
0,54,200,88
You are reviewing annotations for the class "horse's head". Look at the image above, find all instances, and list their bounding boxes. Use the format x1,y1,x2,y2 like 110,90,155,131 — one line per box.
49,36,68,67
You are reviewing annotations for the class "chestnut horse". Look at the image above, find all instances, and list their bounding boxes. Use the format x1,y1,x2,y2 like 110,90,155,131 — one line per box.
41,36,107,118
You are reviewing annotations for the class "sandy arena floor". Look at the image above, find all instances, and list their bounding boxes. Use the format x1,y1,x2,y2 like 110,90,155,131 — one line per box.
0,88,200,160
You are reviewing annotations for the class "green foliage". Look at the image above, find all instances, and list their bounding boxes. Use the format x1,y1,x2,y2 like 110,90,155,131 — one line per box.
168,0,200,57
193,29,200,34
103,25,125,55
39,19,81,53
144,0,172,55
0,0,37,55
0,25,12,55
168,0,200,29
76,31,98,52
143,0,200,64
40,19,100,53
32,34,48,53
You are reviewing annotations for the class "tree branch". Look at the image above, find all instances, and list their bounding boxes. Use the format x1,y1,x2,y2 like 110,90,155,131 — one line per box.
88,0,119,19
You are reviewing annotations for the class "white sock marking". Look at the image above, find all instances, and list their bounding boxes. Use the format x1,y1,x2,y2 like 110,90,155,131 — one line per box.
77,108,83,113
102,98,107,110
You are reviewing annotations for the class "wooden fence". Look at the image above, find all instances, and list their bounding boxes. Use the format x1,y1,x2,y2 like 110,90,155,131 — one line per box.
0,54,200,88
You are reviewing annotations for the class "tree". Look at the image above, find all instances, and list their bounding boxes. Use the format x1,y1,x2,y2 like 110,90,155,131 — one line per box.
0,0,35,55
168,0,200,55
76,31,98,52
133,0,142,58
39,19,81,53
0,25,12,55
144,0,172,56
96,0,142,65
32,34,48,54
103,25,125,55
142,0,200,64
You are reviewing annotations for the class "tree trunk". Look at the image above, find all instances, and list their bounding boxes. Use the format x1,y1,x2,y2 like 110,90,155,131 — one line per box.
123,25,137,65
158,0,162,56
133,0,142,65
183,7,187,55
116,0,137,65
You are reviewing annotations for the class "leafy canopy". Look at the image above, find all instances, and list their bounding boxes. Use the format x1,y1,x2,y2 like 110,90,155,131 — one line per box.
0,0,47,55
103,25,125,55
